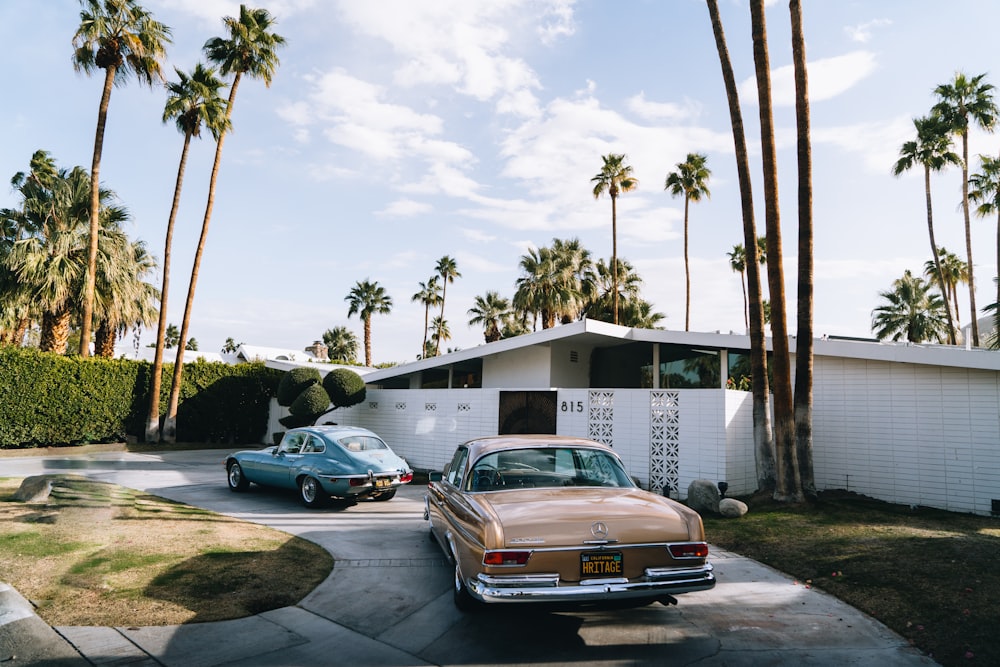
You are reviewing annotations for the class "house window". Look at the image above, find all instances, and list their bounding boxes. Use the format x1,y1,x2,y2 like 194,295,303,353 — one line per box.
658,344,720,389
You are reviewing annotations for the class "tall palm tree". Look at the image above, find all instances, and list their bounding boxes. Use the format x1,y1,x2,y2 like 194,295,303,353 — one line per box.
727,244,748,330
665,153,711,331
468,291,512,343
932,72,997,347
591,154,638,325
345,279,392,367
923,247,967,329
514,246,571,329
411,276,441,359
790,0,815,498
968,155,1000,348
322,325,359,363
434,256,460,356
72,0,171,357
163,5,285,442
147,63,228,442
750,0,799,501
706,0,774,492
583,257,643,323
872,270,949,343
892,115,960,344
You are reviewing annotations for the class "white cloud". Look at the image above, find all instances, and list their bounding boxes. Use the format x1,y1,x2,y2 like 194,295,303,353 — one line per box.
626,92,700,122
845,18,892,44
814,114,913,172
378,199,434,217
740,51,878,107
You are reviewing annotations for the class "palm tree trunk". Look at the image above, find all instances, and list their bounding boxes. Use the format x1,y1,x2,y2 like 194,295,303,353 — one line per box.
741,269,748,331
163,73,242,442
683,195,691,331
364,316,372,367
751,0,801,503
611,194,619,325
960,133,980,346
80,66,118,357
41,308,72,354
436,281,447,356
147,131,193,442
422,304,429,359
706,0,774,491
790,0,815,499
94,323,115,357
925,165,956,344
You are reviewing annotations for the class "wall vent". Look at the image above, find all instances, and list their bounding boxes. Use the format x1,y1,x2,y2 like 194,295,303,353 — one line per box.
569,350,579,363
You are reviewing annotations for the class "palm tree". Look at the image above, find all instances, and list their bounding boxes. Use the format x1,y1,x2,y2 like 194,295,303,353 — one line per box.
434,256,460,356
923,247,967,330
707,0,774,492
727,244,748,330
550,237,597,323
72,0,171,357
665,153,711,331
983,279,999,349
411,276,441,359
221,337,241,353
892,115,961,344
322,325,359,363
750,0,799,501
514,246,570,329
872,270,949,343
345,279,392,367
790,0,816,499
591,154,638,325
968,155,1000,348
468,291,512,343
932,72,997,347
147,63,228,442
163,5,285,442
583,257,643,323
93,237,158,357
618,298,666,329
429,316,451,354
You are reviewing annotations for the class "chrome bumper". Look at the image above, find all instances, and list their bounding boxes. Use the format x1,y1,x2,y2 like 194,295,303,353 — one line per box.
468,563,715,604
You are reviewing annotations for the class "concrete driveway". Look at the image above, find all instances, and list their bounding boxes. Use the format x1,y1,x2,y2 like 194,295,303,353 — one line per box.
0,448,935,666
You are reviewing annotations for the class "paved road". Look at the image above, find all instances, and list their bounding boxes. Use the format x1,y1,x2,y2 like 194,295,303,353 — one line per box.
1,449,936,666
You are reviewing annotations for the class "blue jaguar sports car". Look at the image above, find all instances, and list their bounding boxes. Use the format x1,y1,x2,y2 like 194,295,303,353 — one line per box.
224,425,412,507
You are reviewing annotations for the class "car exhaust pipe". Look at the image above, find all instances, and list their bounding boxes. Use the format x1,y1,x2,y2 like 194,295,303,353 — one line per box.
658,595,678,606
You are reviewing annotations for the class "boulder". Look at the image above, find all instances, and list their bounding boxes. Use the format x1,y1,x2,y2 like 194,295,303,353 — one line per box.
14,475,54,503
719,497,749,518
687,479,720,514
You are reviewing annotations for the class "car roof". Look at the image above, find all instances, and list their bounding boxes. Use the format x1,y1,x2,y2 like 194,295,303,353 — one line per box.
461,434,614,461
294,425,379,440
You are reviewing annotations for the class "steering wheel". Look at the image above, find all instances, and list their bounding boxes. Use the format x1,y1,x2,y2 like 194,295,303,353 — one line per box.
472,464,504,491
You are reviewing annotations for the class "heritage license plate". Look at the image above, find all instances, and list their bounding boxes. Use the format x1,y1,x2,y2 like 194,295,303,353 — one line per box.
374,477,391,489
581,551,623,577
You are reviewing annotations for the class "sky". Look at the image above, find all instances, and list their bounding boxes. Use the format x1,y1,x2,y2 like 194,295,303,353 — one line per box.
2,0,998,364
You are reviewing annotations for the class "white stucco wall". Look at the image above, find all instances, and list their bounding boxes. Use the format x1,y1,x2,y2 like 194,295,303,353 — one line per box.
482,346,551,388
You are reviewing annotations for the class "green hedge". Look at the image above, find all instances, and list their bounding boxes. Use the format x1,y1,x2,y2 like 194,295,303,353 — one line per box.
0,346,281,449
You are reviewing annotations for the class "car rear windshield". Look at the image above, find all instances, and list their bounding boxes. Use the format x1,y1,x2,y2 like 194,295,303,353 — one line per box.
337,435,389,452
467,447,635,492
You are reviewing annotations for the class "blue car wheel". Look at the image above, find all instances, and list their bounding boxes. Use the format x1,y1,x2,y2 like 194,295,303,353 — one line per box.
227,461,249,492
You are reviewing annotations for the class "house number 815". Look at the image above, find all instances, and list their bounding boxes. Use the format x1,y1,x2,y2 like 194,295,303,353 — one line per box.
561,401,584,412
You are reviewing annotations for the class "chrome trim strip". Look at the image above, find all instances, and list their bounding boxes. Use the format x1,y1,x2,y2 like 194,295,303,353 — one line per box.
468,563,715,604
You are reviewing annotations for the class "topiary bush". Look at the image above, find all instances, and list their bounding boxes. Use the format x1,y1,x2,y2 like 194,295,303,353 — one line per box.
276,366,321,406
322,368,366,409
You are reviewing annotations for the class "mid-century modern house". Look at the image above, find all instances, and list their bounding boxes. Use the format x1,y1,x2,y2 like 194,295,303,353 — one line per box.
266,319,1000,516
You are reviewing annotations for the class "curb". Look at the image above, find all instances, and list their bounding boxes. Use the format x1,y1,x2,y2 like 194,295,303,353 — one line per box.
0,582,88,665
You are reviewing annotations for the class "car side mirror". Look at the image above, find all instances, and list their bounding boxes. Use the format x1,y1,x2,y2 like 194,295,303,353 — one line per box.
429,471,443,482
272,447,282,457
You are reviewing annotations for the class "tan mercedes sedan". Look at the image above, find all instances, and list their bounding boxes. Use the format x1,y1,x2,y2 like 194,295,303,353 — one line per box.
424,435,716,610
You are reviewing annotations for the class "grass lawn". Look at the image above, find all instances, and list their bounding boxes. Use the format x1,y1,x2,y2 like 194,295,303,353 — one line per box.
0,475,332,626
703,491,1000,667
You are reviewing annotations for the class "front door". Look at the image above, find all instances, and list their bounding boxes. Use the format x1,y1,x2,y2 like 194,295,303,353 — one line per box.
498,391,557,435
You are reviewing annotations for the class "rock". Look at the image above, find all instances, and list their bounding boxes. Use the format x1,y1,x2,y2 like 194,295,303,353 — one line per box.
719,497,749,518
14,475,54,503
687,479,720,514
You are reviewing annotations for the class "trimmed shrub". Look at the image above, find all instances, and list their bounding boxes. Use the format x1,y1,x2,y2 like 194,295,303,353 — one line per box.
276,367,321,406
289,383,331,417
322,368,366,409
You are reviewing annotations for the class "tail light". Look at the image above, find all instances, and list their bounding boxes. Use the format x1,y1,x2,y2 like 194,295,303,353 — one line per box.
483,551,531,566
400,472,413,483
349,478,367,487
668,542,709,559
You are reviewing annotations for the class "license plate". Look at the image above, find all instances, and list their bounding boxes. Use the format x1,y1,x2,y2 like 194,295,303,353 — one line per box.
374,478,391,489
581,551,623,577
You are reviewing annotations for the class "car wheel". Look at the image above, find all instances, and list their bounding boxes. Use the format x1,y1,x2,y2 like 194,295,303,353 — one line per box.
371,488,396,501
453,564,480,612
299,476,328,508
227,461,250,492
